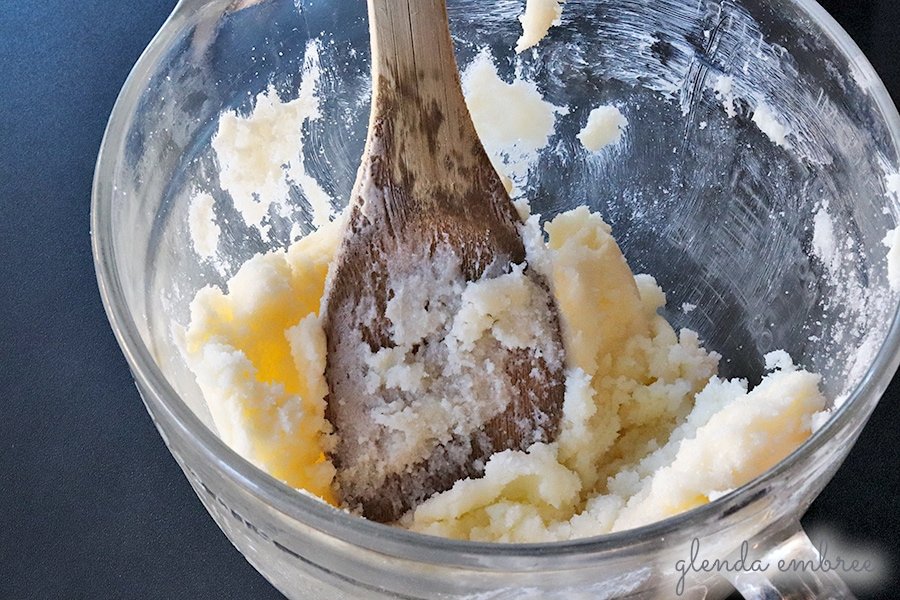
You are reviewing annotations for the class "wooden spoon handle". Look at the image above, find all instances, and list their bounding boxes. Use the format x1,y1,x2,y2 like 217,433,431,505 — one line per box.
368,0,456,85
365,0,484,200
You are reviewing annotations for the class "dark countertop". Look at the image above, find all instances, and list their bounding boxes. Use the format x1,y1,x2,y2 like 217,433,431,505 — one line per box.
1,1,897,598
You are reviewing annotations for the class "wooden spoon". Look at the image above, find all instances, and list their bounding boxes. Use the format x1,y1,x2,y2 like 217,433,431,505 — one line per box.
321,0,566,523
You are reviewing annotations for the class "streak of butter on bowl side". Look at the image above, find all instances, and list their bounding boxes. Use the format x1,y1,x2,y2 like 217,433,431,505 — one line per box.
188,191,221,261
461,49,566,190
515,0,564,53
578,106,629,152
883,226,900,291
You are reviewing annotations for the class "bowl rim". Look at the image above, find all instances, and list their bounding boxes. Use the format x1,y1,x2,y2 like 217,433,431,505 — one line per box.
92,0,900,566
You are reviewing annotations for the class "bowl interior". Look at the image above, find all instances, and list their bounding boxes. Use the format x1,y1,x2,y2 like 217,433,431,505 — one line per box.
108,0,900,432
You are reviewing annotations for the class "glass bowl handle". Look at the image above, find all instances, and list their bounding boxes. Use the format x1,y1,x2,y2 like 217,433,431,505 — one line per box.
727,524,856,599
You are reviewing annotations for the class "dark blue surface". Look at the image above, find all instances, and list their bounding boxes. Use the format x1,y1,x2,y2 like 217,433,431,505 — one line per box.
0,1,897,599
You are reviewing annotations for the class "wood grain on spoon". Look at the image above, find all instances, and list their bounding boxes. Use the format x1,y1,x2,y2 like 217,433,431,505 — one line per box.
322,0,566,523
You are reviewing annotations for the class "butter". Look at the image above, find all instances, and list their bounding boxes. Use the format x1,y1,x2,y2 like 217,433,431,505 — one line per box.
578,106,628,152
185,218,342,503
185,204,825,540
516,0,564,53
462,50,566,186
188,191,220,260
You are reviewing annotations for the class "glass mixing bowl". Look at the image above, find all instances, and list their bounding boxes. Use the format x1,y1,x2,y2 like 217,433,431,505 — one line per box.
93,0,900,597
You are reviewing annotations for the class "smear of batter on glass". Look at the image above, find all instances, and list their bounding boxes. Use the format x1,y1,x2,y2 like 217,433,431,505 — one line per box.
516,0,564,53
578,105,628,152
211,40,333,236
188,191,220,261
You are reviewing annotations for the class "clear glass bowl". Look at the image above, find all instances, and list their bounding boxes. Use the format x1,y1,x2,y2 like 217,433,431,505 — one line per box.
93,0,900,597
